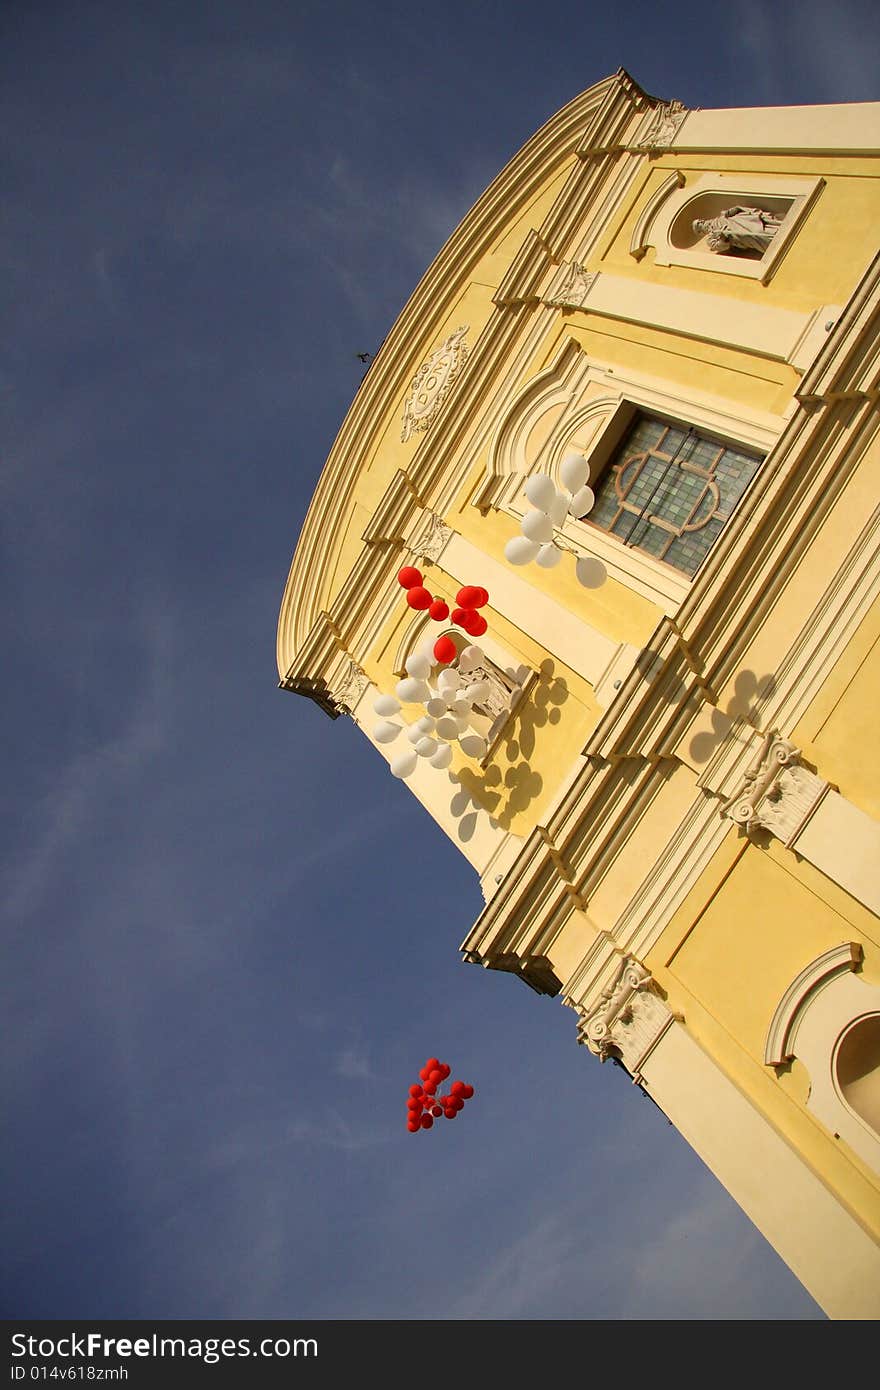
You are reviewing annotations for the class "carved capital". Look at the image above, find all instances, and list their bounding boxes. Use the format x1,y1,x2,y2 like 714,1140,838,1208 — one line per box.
577,956,678,1078
331,660,370,714
721,734,829,846
411,512,453,563
401,327,469,443
632,100,687,153
544,261,598,310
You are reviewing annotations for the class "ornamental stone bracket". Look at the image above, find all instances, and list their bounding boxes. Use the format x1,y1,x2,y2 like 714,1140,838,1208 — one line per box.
401,327,469,443
720,733,831,848
330,660,370,715
543,261,598,311
576,956,680,1080
630,100,687,153
410,511,453,564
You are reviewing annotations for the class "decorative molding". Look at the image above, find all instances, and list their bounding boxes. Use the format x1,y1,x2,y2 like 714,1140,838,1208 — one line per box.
544,261,598,310
576,955,679,1077
410,511,453,563
401,326,469,443
720,734,830,846
331,660,370,714
631,100,687,153
630,170,686,260
764,943,862,1066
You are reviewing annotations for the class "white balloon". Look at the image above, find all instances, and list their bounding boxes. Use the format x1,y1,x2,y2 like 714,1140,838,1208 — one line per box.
407,724,424,745
415,715,436,733
454,714,471,735
524,473,557,512
549,489,570,527
465,680,489,703
521,509,555,545
451,696,472,719
390,749,418,779
405,651,432,680
560,449,590,494
435,715,460,741
416,736,438,758
373,694,400,717
373,721,401,744
505,536,540,566
568,485,596,519
426,697,447,718
430,743,453,769
396,677,429,703
536,542,562,568
576,555,607,588
437,668,462,693
458,645,484,673
459,733,488,759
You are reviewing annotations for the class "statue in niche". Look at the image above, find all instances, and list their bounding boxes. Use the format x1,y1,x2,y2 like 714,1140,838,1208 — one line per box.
692,205,783,256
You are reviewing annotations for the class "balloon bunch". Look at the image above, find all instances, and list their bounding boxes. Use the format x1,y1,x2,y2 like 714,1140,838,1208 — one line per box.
406,1058,475,1132
397,567,489,662
504,450,604,586
372,643,493,778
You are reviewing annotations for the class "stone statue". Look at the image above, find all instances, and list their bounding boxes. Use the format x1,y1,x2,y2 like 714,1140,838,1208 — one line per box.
692,205,783,255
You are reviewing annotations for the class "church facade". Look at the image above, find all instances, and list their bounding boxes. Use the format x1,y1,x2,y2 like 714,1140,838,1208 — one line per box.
277,72,880,1317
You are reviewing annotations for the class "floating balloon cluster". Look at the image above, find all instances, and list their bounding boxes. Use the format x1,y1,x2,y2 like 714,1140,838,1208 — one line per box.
406,1058,475,1132
503,449,605,587
372,641,494,778
397,567,489,661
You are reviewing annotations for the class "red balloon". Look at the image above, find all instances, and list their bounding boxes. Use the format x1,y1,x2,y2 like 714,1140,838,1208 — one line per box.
433,635,457,665
406,586,433,610
439,1063,450,1079
427,1058,440,1070
424,1081,436,1095
462,1085,474,1099
428,599,449,621
444,1108,456,1120
450,607,468,626
431,1105,442,1117
420,1114,434,1129
407,1120,420,1132
472,587,489,608
456,586,481,610
450,1080,465,1096
462,611,487,637
419,1068,430,1082
398,566,423,589
409,1084,423,1097
428,1069,442,1084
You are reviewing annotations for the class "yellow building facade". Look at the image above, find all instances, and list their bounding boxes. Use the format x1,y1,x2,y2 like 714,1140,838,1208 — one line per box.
278,72,880,1318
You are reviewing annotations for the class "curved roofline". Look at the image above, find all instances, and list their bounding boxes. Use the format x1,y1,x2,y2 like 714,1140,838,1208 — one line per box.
277,69,655,681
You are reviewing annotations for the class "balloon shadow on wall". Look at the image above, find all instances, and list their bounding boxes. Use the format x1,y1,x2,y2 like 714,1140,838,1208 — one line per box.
688,669,777,764
453,658,568,833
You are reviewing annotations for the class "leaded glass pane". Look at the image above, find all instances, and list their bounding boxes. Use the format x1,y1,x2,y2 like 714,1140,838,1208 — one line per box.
587,413,763,577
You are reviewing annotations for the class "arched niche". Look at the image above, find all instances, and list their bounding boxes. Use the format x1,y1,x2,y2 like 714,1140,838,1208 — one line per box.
631,172,824,283
765,943,880,1173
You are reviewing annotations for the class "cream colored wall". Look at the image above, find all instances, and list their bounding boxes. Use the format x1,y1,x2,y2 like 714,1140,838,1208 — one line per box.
647,837,880,1235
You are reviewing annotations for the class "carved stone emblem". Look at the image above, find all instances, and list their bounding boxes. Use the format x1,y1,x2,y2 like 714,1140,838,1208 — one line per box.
633,100,687,153
577,956,678,1078
545,262,598,310
721,733,829,846
401,327,469,443
411,512,453,563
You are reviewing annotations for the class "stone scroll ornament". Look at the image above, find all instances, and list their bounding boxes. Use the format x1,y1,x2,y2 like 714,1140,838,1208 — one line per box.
401,327,469,443
369,569,496,779
405,1057,475,1133
504,448,607,589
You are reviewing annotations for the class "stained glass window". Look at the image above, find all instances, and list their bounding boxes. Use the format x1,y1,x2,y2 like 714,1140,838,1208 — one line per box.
588,413,763,576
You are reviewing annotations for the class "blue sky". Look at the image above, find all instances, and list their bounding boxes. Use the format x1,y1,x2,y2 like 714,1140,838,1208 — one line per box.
3,0,877,1322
